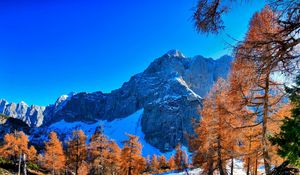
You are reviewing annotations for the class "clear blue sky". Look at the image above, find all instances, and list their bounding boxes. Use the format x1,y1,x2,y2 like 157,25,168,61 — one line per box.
0,0,266,106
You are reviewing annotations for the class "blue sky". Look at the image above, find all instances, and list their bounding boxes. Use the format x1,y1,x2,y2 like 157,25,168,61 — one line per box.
0,0,266,106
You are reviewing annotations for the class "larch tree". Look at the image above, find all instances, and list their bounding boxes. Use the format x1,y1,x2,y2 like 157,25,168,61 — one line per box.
150,155,159,174
78,161,89,175
239,126,262,175
0,131,33,175
67,129,87,175
174,144,188,172
234,6,293,173
120,134,145,175
27,145,37,162
105,140,121,174
43,131,66,175
193,0,300,57
88,126,110,175
191,79,238,175
168,156,176,171
159,155,168,170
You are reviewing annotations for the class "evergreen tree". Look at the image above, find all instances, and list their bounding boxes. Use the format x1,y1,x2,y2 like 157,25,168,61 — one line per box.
271,75,300,167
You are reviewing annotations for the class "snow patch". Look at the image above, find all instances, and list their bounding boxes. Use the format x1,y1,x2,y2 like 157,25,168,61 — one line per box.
166,49,186,58
54,92,76,113
175,77,202,100
48,109,174,157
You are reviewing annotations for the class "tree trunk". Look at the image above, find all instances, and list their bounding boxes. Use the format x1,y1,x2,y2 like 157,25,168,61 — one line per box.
247,139,252,175
18,153,22,175
217,137,226,175
230,158,234,175
254,154,258,175
262,74,271,174
128,167,132,175
246,157,251,175
207,158,214,175
23,153,27,175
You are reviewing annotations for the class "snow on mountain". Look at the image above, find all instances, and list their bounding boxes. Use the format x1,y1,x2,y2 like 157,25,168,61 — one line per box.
1,50,233,154
53,92,76,113
166,49,186,58
175,76,202,100
47,109,166,157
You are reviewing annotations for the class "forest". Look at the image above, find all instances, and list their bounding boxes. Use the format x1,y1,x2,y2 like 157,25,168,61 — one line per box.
0,0,299,174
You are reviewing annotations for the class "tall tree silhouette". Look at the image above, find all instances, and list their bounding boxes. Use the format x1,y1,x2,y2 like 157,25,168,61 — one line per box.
67,129,87,175
43,131,66,175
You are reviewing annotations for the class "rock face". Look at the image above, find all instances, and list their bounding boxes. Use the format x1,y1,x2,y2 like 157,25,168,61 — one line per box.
0,50,232,152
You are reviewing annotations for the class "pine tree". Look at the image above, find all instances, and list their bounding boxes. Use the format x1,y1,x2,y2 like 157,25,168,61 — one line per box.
271,75,300,168
120,134,145,175
43,131,66,175
67,129,87,175
174,144,188,171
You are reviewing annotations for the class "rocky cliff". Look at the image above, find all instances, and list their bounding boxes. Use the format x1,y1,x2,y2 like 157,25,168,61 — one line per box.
0,50,232,152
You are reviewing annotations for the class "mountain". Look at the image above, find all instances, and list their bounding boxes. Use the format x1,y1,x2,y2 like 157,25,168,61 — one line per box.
0,50,233,153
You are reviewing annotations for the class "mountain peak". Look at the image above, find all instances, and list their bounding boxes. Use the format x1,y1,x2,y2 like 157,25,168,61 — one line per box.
165,49,186,58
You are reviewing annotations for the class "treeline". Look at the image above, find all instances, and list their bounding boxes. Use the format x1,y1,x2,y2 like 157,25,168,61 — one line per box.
0,127,189,175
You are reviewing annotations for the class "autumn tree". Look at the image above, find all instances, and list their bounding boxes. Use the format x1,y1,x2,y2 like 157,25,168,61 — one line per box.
239,126,262,175
233,6,293,173
88,126,110,175
67,129,87,175
150,155,159,174
105,140,121,174
78,161,89,175
174,144,188,171
191,79,239,175
159,155,168,170
193,0,300,52
89,126,122,175
168,156,176,171
120,134,145,175
43,131,66,175
0,131,35,175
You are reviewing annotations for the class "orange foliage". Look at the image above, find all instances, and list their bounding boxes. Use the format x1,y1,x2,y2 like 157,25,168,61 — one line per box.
67,129,87,175
43,131,66,174
120,134,145,175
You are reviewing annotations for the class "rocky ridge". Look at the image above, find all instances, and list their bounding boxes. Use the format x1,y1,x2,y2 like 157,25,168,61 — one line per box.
0,50,232,152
